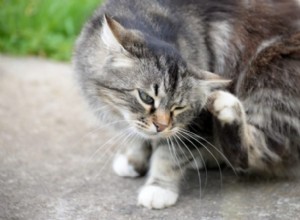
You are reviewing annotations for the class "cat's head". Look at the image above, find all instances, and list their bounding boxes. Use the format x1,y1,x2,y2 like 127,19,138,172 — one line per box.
84,15,229,139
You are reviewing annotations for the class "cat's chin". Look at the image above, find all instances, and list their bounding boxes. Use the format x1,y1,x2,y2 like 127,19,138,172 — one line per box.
135,131,161,140
134,128,175,140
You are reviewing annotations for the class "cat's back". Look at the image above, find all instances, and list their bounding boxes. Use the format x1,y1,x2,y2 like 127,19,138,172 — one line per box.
94,0,300,24
78,0,300,75
86,0,300,50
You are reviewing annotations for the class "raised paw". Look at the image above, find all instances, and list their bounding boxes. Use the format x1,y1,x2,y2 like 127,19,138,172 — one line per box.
138,185,178,209
112,154,140,178
207,91,243,125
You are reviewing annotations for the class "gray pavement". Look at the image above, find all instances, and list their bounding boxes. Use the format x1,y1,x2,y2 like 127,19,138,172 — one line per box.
0,55,299,220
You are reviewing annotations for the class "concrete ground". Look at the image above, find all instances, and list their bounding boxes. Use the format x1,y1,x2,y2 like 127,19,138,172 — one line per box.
0,55,299,220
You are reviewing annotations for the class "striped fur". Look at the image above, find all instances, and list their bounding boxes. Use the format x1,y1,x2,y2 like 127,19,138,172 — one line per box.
74,0,300,209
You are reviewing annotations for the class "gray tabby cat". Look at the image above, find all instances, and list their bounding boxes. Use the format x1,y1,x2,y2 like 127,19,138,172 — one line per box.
74,0,300,209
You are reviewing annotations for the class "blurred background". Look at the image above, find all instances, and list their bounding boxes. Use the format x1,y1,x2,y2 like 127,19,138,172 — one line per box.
1,1,300,219
0,0,102,61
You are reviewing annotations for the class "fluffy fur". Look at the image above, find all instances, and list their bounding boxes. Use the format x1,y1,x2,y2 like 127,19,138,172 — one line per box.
74,0,300,209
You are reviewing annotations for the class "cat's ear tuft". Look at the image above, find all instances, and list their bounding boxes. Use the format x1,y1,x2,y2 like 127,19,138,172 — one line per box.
188,64,231,90
101,14,126,52
199,70,231,90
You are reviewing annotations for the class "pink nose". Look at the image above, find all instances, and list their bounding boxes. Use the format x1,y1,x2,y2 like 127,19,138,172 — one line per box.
153,122,168,132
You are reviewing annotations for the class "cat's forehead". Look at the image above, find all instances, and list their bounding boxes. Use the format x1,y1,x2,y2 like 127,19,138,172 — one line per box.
141,74,188,108
139,68,178,93
139,54,185,84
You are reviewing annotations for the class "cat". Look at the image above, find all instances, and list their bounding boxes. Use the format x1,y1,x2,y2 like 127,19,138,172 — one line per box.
74,0,300,209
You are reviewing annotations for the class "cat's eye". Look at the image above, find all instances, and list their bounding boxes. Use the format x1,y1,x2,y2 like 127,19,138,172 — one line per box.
174,106,186,111
138,90,154,105
171,106,186,112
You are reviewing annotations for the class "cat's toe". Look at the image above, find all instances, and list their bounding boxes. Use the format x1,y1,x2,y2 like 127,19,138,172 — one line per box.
138,185,178,209
112,154,140,178
208,91,243,124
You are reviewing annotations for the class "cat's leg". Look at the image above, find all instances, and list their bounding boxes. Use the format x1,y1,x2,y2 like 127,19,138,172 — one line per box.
209,35,300,175
207,91,250,170
113,139,152,177
138,144,196,209
207,91,293,174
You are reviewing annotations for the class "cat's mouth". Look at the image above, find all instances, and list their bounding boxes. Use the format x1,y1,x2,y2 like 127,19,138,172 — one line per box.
134,127,176,140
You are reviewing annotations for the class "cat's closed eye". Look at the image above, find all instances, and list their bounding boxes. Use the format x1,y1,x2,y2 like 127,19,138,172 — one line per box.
171,105,187,112
138,90,154,105
173,106,186,111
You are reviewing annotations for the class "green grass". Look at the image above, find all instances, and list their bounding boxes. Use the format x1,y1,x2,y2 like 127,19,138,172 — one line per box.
0,0,101,61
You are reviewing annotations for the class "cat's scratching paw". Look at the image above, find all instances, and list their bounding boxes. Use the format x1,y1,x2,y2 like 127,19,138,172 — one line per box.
112,154,140,178
208,91,243,124
138,185,178,209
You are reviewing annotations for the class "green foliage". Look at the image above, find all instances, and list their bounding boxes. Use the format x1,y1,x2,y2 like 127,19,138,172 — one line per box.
0,0,101,61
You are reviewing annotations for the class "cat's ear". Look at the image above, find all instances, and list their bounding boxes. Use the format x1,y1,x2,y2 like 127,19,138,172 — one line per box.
101,14,142,53
101,14,126,52
188,64,231,90
101,15,143,68
196,70,232,90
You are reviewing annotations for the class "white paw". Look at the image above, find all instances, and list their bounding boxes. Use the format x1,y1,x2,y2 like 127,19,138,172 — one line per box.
112,154,139,177
138,185,178,209
212,91,241,124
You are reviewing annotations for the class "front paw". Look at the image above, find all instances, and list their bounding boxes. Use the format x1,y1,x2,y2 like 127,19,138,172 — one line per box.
138,185,178,209
112,154,140,178
207,91,243,125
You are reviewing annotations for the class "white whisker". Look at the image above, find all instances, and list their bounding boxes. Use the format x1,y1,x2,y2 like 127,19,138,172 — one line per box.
170,136,190,182
174,133,202,199
167,138,186,179
180,128,237,176
96,129,135,176
75,119,131,146
178,129,224,188
175,131,208,191
83,128,131,167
